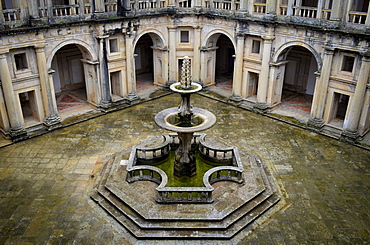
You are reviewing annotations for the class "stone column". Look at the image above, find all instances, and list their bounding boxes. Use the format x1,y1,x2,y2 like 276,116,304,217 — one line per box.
77,0,84,15
167,0,175,7
47,0,53,18
192,26,202,84
266,0,277,15
0,82,10,131
316,0,324,19
329,0,343,20
231,33,245,101
168,26,177,84
98,35,111,107
0,52,28,141
0,3,5,24
28,0,39,18
255,35,274,111
35,45,61,129
366,4,370,25
238,0,247,12
287,0,294,16
341,55,370,142
94,0,105,12
125,29,138,100
194,0,201,8
308,47,334,129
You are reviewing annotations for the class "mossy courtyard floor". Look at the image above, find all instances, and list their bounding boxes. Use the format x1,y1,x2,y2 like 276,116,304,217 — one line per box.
0,93,369,244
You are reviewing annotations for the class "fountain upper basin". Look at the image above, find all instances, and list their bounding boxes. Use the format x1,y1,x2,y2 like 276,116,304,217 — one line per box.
170,82,202,94
155,107,216,133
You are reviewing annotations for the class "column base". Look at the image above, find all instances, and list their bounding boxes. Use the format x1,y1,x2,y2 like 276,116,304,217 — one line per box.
128,93,139,102
44,115,62,131
340,129,359,144
10,128,28,142
229,94,243,102
307,118,325,131
253,103,269,114
99,101,111,109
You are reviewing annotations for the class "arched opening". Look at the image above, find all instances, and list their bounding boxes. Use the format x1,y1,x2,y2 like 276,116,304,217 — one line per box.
134,33,155,93
215,35,235,92
278,46,318,118
51,44,93,119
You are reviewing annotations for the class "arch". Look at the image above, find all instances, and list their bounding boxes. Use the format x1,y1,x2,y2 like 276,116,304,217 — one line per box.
134,29,166,48
202,29,236,50
273,41,322,71
46,39,97,68
134,31,167,89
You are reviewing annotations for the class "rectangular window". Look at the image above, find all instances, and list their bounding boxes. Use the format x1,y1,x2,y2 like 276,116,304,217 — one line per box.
341,55,355,72
180,31,189,43
251,40,261,54
109,39,118,53
14,53,28,70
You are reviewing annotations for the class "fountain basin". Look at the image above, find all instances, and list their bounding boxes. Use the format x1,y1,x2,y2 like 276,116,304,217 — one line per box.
154,107,216,133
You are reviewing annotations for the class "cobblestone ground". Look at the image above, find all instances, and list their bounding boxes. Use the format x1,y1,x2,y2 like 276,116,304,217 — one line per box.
0,93,369,244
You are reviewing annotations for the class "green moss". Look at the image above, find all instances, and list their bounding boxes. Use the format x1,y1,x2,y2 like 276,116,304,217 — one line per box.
138,150,221,187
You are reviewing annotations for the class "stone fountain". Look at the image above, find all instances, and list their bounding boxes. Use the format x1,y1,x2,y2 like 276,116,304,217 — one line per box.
90,56,284,239
154,56,216,177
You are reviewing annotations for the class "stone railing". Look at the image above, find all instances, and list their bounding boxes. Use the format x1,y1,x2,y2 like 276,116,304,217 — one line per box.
105,2,117,12
136,135,171,162
293,6,317,18
3,8,20,22
52,5,80,17
126,134,244,203
348,11,367,24
253,3,266,14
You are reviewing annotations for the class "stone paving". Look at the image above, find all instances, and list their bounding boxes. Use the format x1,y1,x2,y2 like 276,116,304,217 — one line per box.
0,93,369,244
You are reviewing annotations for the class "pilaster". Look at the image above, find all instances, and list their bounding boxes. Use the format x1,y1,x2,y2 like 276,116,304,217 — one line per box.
125,26,139,101
35,45,61,130
341,54,370,142
309,47,334,127
192,26,202,84
168,26,177,85
97,35,111,108
0,52,28,141
230,33,245,101
256,34,274,106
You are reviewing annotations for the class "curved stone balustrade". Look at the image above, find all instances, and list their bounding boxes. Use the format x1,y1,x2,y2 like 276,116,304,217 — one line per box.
125,133,244,203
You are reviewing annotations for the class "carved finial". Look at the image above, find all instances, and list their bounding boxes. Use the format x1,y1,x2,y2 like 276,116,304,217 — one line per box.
180,56,191,89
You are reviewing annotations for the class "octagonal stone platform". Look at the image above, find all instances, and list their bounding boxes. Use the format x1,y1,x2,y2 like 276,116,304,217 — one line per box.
90,136,282,239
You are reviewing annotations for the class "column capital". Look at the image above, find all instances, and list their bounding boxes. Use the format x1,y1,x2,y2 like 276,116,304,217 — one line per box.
0,50,9,57
96,35,109,40
236,32,245,38
34,45,46,52
262,35,275,42
323,46,335,54
360,51,370,61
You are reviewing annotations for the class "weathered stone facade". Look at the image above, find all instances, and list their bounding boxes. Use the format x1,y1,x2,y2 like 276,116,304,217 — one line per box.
0,0,369,143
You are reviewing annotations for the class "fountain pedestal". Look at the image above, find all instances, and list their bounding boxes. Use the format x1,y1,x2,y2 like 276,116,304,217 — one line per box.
174,132,196,176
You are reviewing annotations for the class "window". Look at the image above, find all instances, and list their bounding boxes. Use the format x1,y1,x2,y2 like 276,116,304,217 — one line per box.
110,71,121,97
180,31,189,43
14,53,28,71
248,72,259,97
341,55,355,72
109,39,118,53
251,40,261,54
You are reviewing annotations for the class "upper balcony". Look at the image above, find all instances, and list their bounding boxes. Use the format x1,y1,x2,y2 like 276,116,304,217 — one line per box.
0,0,369,32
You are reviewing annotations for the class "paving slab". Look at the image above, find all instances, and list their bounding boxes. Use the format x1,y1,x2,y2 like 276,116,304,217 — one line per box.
0,93,369,244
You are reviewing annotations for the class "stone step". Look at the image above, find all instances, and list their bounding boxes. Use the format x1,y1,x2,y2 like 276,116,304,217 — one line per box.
91,189,280,239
